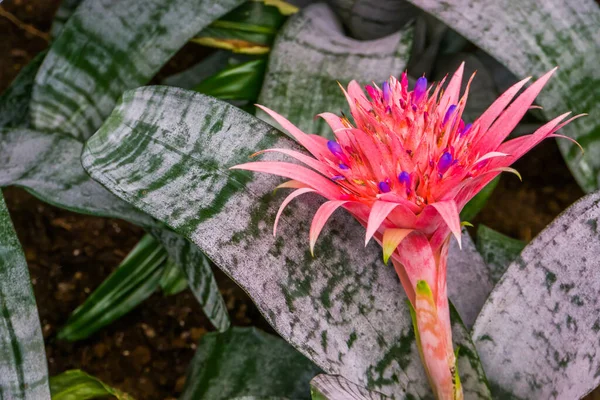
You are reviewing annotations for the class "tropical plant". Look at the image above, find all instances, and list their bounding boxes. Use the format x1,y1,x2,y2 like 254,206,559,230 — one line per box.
1,0,599,399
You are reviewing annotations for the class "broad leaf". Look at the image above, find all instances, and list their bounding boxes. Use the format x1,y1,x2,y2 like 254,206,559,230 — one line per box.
257,3,413,138
405,0,600,192
193,59,267,103
153,229,230,332
310,375,388,400
475,224,525,285
192,0,295,54
0,52,46,129
82,86,490,398
50,369,133,400
0,191,50,399
50,0,83,38
180,327,320,400
472,191,600,398
0,128,154,227
31,0,246,140
159,257,189,296
58,234,167,341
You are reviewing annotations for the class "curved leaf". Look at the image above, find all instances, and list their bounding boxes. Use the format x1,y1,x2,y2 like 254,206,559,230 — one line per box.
50,369,134,400
159,257,189,296
475,224,525,285
31,0,245,140
50,0,83,38
0,191,50,399
180,327,320,400
257,3,413,138
405,0,600,192
310,375,389,400
82,86,490,398
472,191,600,398
58,234,167,341
193,59,267,103
0,128,154,227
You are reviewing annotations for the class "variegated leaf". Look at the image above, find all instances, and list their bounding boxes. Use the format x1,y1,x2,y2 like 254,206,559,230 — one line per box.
50,0,83,38
310,374,389,400
475,224,525,285
50,369,134,400
0,191,50,399
31,0,245,140
472,191,600,399
82,86,490,398
158,257,189,296
405,0,600,192
257,3,413,138
180,327,320,400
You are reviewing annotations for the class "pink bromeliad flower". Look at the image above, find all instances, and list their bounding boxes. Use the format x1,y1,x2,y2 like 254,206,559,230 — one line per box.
232,63,580,399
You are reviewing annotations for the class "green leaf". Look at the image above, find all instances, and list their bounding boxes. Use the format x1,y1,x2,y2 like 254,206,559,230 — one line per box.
50,369,134,400
0,52,46,129
459,177,499,222
257,3,414,138
0,128,154,227
82,86,490,397
192,1,295,54
404,0,600,192
58,234,167,341
31,0,246,140
153,229,230,332
472,191,600,398
159,257,188,296
193,59,267,103
0,191,50,399
50,0,83,38
475,225,525,285
180,327,320,400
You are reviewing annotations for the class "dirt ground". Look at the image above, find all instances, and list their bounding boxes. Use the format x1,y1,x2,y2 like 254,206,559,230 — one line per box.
0,1,592,399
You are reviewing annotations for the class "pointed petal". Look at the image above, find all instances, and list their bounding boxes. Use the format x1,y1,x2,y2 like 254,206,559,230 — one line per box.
431,200,462,248
475,76,531,133
257,148,334,176
256,105,325,158
318,112,346,133
231,161,340,199
276,180,310,190
438,62,464,115
274,188,315,236
347,80,371,110
365,201,399,245
310,201,348,255
383,228,413,263
473,151,508,165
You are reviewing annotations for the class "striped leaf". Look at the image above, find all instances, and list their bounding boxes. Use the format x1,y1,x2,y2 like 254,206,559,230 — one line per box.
158,257,189,296
58,234,167,341
50,369,133,400
257,3,414,138
472,190,600,398
50,0,83,38
405,0,600,192
81,86,490,398
31,0,246,140
0,191,50,399
180,327,320,400
475,225,525,285
310,375,389,400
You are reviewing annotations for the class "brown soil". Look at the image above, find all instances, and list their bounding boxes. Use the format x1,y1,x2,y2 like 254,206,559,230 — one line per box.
0,1,592,399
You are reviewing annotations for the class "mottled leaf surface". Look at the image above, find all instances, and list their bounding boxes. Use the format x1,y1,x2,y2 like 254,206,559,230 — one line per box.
0,192,50,399
472,191,600,399
180,327,320,400
50,369,134,400
50,0,83,38
405,0,600,192
58,234,167,341
310,375,389,400
82,86,490,398
475,225,525,285
152,229,230,332
257,3,413,138
0,128,153,227
31,0,245,140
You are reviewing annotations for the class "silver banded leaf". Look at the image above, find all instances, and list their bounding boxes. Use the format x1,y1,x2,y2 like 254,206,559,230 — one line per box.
180,327,320,400
257,3,413,138
472,191,600,399
310,375,389,400
152,229,230,332
0,191,50,399
405,0,600,192
475,225,525,285
31,0,245,140
0,128,153,227
82,86,490,398
326,0,417,40
50,0,83,38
